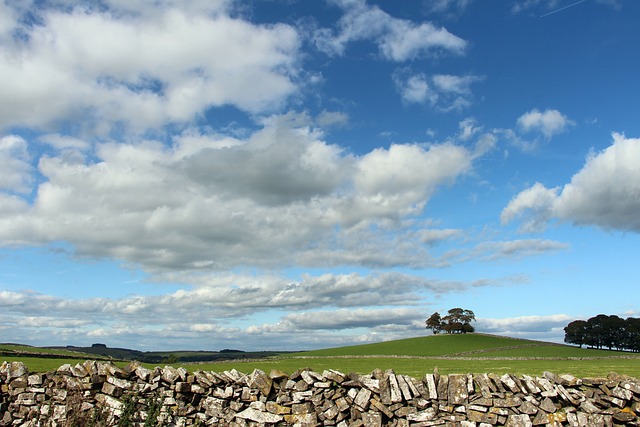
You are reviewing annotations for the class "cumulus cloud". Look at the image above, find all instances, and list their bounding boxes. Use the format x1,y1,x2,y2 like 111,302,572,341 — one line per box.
155,271,502,313
0,3,300,134
395,74,434,104
501,183,561,232
477,314,572,342
38,134,91,151
502,133,640,232
0,135,34,194
315,110,349,128
458,117,482,141
314,0,466,60
0,115,476,271
249,308,422,333
0,2,17,41
0,272,505,349
517,108,573,139
394,72,482,111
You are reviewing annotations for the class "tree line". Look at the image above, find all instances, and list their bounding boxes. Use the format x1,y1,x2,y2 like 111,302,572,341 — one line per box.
425,308,476,334
564,314,640,352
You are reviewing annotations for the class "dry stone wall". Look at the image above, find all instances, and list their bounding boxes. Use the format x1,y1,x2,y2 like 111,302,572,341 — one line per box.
2,360,640,426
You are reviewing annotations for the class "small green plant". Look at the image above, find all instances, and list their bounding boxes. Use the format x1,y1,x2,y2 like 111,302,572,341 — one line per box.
117,395,138,427
143,394,163,427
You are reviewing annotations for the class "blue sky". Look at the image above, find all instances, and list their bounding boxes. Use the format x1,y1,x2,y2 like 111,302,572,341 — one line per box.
1,0,639,351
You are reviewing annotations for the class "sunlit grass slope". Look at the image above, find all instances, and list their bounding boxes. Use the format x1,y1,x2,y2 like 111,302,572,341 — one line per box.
293,333,505,357
194,334,640,378
288,333,615,358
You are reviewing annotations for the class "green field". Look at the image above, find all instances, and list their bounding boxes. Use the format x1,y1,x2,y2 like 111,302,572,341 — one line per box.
3,334,639,378
0,343,99,358
189,334,640,378
288,333,618,357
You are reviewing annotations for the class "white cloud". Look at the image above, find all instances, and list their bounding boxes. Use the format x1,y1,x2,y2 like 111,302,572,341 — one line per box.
0,194,29,216
427,0,474,15
0,4,300,134
458,117,482,141
501,182,560,232
315,110,349,128
517,108,573,139
39,134,91,151
354,143,472,217
0,2,17,41
471,239,570,261
502,133,640,232
417,228,462,245
394,72,482,111
0,273,505,349
432,74,480,94
380,19,466,61
0,135,33,194
0,116,476,271
314,0,466,61
249,308,422,333
477,314,572,342
0,270,493,321
396,74,435,105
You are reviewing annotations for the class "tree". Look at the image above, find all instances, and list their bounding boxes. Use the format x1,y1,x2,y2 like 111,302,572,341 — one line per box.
564,320,588,348
584,314,625,350
564,315,640,352
425,312,443,334
442,308,476,334
623,317,640,352
603,315,626,350
426,308,476,334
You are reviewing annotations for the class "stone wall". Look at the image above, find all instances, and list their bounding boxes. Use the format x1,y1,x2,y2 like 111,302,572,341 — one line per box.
1,360,640,426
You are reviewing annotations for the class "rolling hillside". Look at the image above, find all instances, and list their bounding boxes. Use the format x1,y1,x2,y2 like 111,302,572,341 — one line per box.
292,333,617,358
4,334,639,378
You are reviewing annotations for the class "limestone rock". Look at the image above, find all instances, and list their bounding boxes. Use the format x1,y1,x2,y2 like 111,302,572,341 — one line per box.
235,407,283,423
2,361,640,427
248,369,273,397
506,414,532,427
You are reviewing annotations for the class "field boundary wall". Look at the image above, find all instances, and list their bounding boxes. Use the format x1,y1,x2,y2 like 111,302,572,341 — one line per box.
2,360,640,426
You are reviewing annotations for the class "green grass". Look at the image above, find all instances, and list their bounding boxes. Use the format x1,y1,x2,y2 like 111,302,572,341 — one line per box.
465,345,620,358
4,334,640,378
294,333,521,357
187,356,640,379
0,343,103,359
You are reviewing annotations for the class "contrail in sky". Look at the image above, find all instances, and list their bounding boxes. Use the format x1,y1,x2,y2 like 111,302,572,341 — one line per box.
540,0,590,17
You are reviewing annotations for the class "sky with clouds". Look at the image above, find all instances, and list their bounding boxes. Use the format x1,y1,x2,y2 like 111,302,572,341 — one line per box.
1,0,639,351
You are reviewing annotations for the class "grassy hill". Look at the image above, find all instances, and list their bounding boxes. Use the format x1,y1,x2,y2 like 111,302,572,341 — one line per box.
294,333,617,358
3,334,639,378
193,334,640,378
0,343,110,360
0,343,288,364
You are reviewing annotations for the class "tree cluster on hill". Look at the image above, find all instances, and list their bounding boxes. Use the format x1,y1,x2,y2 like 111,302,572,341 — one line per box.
564,314,640,352
426,308,476,334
